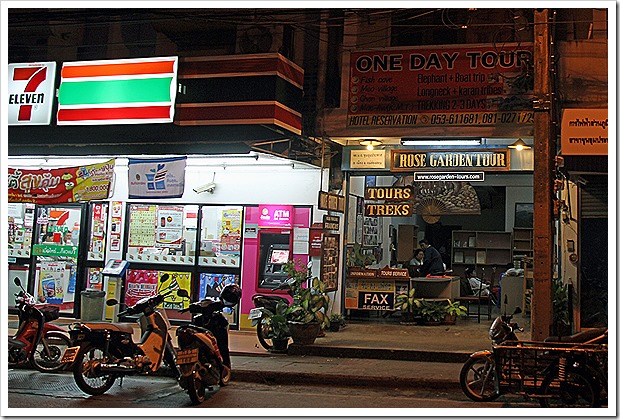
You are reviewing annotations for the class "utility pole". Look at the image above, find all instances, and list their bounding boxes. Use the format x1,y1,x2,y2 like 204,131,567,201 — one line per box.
531,9,555,340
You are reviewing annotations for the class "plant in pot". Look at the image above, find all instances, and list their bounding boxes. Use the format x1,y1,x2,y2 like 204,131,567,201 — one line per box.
328,313,346,332
346,243,376,270
414,298,447,326
283,260,331,345
443,299,468,325
259,301,291,353
552,278,571,337
394,287,418,324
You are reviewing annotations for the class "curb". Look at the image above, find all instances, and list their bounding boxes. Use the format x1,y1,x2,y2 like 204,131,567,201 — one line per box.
230,368,461,390
286,344,471,363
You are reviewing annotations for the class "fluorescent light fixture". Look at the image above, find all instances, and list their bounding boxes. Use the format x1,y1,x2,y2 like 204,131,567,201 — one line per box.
401,138,482,146
507,138,532,151
359,139,383,150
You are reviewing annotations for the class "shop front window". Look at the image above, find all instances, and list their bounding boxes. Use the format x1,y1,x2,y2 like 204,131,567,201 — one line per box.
87,202,108,261
33,206,82,312
8,203,35,259
198,206,243,268
126,204,198,265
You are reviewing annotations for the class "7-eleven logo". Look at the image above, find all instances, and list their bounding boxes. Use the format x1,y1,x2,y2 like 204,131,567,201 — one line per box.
8,62,56,125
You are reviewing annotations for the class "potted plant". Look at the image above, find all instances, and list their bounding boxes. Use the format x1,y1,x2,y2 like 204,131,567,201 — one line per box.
394,287,418,324
259,301,291,353
443,299,468,325
283,260,331,345
552,279,571,337
328,313,346,332
414,298,447,325
346,243,376,270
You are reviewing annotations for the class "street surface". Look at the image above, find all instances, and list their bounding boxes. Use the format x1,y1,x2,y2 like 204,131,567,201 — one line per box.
5,368,540,414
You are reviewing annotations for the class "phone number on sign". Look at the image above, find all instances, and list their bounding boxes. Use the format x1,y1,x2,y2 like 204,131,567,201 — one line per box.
426,111,534,125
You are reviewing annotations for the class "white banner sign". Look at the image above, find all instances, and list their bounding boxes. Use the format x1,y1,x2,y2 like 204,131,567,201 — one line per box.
128,157,187,198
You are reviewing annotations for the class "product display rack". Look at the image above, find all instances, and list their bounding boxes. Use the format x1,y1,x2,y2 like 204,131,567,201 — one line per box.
451,230,512,278
512,227,534,264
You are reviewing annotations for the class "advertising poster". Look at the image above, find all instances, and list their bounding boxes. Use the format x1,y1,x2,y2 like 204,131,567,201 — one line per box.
220,209,241,255
128,157,186,199
347,43,534,128
199,273,239,300
124,269,159,306
128,205,157,247
156,206,184,248
38,261,66,304
8,159,115,204
158,271,191,310
89,203,107,260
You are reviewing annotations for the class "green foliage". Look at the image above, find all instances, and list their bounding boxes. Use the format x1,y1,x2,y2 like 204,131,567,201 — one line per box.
444,299,468,317
395,287,416,313
414,298,448,323
346,243,376,268
282,260,331,329
260,301,291,340
329,313,345,325
552,279,570,328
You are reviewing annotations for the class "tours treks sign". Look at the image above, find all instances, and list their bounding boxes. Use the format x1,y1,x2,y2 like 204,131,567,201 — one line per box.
391,149,509,172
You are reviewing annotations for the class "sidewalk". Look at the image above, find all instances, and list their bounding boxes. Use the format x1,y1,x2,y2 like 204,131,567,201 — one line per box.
8,313,532,389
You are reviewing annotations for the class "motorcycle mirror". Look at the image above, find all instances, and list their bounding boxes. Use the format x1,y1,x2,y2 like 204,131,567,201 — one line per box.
177,289,189,298
513,307,523,315
106,298,119,306
160,273,170,282
38,296,46,303
13,277,21,287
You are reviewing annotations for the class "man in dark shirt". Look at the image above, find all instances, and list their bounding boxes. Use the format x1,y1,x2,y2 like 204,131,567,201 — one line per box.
419,239,445,276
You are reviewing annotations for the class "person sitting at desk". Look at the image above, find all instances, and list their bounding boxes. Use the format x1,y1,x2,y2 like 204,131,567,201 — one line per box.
408,248,425,277
419,239,445,276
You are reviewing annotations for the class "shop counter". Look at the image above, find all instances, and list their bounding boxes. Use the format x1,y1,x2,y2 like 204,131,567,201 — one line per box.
409,276,461,300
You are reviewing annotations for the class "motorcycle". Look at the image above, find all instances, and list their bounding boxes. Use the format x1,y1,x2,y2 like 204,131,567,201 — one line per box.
175,284,242,404
61,274,188,395
249,278,295,351
460,299,607,407
9,277,71,373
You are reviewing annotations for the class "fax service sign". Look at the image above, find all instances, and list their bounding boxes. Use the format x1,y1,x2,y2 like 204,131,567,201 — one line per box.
8,62,57,125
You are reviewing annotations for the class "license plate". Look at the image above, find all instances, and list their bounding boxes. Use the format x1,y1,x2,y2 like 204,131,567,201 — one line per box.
61,346,80,363
176,348,198,365
248,308,263,320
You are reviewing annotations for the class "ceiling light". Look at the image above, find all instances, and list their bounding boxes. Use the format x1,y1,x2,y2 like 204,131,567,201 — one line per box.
401,138,482,146
508,138,532,151
359,139,383,150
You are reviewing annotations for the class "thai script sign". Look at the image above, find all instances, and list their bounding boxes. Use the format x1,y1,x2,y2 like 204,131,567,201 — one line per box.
391,150,509,172
561,109,608,156
8,159,115,204
8,62,57,125
347,43,534,128
128,157,186,199
258,204,293,228
350,150,386,169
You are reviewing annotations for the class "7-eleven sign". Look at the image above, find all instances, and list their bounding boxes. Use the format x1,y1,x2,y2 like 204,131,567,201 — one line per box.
8,62,57,125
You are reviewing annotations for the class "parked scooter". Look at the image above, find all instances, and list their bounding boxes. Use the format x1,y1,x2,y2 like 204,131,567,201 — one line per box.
9,277,71,372
175,284,242,404
460,297,607,407
249,279,294,351
61,274,187,395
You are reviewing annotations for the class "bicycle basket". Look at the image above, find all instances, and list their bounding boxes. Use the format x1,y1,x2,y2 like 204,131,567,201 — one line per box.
40,305,60,322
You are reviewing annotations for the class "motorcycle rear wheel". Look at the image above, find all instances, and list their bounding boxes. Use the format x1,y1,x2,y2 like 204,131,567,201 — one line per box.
539,368,600,408
256,317,275,351
73,344,117,395
32,331,71,373
460,354,500,402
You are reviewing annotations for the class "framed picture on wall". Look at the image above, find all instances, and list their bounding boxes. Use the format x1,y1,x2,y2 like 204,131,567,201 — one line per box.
515,203,534,228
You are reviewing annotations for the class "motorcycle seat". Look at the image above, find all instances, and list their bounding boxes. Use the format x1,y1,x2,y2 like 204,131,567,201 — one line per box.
82,322,135,334
545,327,607,344
8,337,26,348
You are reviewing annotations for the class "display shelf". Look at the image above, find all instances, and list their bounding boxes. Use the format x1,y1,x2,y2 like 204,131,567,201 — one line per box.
451,230,513,278
512,227,534,262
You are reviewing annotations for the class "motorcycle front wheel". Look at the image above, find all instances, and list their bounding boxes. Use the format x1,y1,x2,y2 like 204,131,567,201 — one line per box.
256,317,275,351
32,331,71,373
539,368,600,408
459,354,500,402
73,344,117,395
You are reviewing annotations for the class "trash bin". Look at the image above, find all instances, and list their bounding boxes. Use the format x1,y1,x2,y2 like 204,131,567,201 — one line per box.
80,289,106,321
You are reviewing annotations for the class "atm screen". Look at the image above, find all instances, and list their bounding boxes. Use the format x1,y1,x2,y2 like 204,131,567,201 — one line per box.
269,249,290,265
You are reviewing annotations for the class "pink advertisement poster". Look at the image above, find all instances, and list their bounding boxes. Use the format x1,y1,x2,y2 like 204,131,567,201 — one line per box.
258,204,293,228
124,269,158,306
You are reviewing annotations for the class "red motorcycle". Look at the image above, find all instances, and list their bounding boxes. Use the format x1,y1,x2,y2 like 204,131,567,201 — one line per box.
8,277,72,372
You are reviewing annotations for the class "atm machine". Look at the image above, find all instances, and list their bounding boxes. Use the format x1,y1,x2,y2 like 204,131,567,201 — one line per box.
258,231,291,289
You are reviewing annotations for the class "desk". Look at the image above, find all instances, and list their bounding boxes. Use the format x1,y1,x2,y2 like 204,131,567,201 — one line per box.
410,276,460,300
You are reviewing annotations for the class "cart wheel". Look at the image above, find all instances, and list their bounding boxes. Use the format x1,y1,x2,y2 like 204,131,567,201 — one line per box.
539,368,600,408
459,354,500,402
